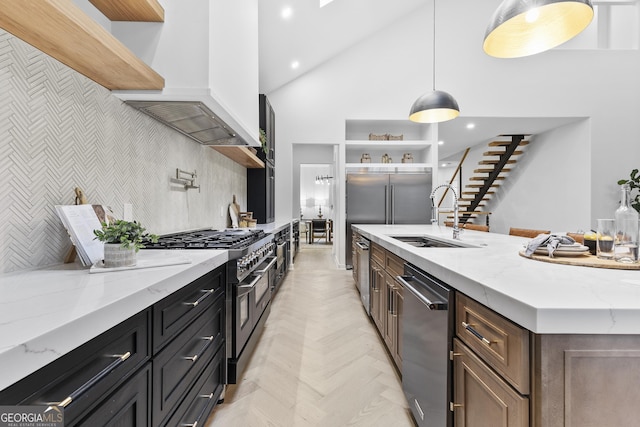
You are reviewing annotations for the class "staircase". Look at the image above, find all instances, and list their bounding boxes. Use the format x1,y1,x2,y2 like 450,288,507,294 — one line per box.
445,134,530,227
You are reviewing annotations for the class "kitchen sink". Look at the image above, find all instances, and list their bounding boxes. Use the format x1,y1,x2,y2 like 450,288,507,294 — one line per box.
390,235,478,249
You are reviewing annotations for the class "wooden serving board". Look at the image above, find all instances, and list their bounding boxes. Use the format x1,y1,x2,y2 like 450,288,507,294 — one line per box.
518,250,640,270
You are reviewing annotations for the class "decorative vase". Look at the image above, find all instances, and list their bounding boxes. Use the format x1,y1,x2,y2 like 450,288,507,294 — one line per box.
103,243,137,268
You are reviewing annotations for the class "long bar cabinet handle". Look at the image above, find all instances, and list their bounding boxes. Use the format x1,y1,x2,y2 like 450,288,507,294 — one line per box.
183,336,215,362
56,352,131,408
462,321,492,346
181,392,215,427
184,289,215,307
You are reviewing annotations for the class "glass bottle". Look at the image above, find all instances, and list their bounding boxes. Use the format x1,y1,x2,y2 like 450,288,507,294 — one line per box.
614,183,639,263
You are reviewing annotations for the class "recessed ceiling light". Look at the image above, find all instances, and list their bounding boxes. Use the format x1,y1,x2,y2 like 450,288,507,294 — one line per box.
466,123,475,129
441,163,447,167
281,7,293,19
291,60,300,69
438,140,444,145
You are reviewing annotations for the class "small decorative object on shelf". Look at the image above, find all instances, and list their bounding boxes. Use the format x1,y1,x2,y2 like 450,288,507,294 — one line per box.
93,220,158,268
369,133,388,140
388,134,404,141
402,153,414,163
361,153,371,163
381,154,392,163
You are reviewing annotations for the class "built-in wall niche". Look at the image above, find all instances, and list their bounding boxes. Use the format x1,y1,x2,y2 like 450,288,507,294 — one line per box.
345,119,434,169
299,164,334,220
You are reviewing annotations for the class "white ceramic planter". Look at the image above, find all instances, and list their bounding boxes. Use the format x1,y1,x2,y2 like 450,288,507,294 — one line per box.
103,243,137,268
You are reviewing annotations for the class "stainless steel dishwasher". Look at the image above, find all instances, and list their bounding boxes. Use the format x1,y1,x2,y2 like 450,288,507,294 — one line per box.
397,263,453,427
354,238,370,315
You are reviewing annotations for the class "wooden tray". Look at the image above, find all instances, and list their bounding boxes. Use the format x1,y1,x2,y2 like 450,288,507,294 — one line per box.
518,250,640,270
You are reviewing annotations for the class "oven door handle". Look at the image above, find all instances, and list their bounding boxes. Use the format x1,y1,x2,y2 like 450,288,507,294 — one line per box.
254,256,277,274
238,275,261,290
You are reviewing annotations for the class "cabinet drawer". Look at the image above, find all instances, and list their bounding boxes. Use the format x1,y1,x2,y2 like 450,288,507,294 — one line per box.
371,242,385,266
0,309,151,425
386,251,404,278
153,265,225,353
73,363,151,427
456,293,530,394
152,298,224,426
161,347,225,427
452,338,529,427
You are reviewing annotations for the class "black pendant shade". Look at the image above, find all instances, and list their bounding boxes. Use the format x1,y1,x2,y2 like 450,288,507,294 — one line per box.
409,90,460,124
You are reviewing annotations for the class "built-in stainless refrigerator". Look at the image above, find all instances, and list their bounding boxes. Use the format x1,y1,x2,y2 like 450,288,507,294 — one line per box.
346,172,432,267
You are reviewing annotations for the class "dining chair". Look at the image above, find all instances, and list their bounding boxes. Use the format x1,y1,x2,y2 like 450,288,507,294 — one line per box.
509,227,551,238
311,219,328,243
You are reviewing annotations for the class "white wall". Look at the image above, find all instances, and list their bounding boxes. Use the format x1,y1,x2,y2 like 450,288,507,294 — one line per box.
269,0,640,254
441,121,591,234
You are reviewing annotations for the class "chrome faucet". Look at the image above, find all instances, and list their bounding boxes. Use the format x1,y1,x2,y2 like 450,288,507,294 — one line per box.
430,184,460,240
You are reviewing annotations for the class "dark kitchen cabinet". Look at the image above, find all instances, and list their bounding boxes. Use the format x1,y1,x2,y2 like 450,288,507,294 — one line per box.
0,309,151,426
0,266,226,427
248,94,275,224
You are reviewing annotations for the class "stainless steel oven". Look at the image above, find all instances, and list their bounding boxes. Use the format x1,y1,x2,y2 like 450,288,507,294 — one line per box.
228,254,276,383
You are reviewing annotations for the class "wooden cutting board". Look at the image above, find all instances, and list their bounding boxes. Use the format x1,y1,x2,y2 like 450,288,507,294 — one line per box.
519,250,640,270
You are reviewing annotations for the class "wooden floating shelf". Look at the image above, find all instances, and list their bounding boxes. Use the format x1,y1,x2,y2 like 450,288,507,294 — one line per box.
89,0,164,22
211,147,265,169
0,0,164,90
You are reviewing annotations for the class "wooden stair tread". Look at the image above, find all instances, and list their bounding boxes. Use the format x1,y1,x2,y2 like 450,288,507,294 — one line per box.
466,184,500,188
463,191,495,195
480,159,516,165
459,197,490,201
470,176,505,181
483,150,523,156
474,168,511,173
489,140,529,147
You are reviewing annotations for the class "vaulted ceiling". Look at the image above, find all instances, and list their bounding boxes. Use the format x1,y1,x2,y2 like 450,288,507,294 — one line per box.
257,0,586,158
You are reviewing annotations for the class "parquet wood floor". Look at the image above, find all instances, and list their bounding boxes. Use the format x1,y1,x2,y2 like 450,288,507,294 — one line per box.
205,243,415,427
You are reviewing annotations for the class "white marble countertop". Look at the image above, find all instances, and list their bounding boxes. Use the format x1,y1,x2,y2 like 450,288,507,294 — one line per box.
354,224,640,335
0,249,228,391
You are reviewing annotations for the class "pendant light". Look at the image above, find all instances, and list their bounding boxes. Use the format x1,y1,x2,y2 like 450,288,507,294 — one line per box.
483,0,594,58
409,0,459,124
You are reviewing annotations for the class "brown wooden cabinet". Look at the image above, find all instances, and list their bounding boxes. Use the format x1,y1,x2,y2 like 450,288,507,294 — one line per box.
452,293,530,427
452,338,529,427
370,258,385,334
369,242,404,372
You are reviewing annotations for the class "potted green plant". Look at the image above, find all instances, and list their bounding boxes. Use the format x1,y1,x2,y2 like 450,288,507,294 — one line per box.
93,220,158,267
617,169,640,214
259,128,268,154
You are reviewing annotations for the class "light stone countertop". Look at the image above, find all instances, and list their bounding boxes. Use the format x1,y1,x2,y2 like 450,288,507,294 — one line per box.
354,224,640,335
0,249,228,391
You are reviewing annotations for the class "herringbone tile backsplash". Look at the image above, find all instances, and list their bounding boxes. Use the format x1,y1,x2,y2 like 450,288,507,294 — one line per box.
0,30,247,274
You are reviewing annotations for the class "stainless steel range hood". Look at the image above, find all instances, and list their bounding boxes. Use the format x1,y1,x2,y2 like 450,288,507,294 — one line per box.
125,100,246,146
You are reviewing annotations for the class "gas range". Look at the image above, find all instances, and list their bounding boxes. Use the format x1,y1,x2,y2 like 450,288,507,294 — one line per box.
143,228,275,282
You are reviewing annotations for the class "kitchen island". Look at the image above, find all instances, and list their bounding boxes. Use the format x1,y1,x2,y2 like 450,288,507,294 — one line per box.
354,224,640,427
355,224,640,334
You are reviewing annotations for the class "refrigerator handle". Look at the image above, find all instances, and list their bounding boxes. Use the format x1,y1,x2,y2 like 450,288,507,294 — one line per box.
384,185,388,224
390,185,395,224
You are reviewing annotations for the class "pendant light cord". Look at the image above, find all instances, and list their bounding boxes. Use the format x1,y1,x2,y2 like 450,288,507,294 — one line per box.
432,0,436,91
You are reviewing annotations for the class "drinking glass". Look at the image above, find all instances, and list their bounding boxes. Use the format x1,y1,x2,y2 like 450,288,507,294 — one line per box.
596,219,615,260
